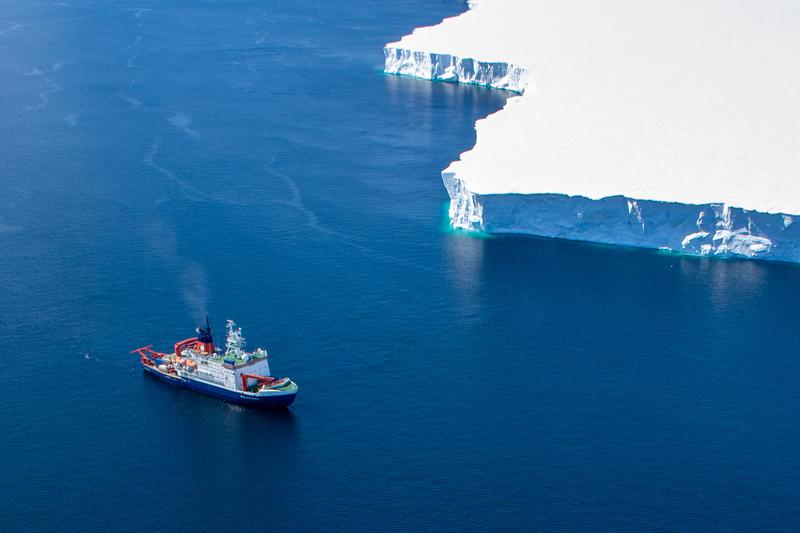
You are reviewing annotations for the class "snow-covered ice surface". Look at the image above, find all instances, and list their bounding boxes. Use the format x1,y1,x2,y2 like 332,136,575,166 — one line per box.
385,0,800,262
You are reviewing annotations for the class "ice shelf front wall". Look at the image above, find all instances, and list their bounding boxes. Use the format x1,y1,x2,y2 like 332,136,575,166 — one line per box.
385,0,800,262
383,48,527,93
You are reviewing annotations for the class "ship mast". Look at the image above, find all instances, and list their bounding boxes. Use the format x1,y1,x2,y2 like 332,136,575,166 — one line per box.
225,320,246,359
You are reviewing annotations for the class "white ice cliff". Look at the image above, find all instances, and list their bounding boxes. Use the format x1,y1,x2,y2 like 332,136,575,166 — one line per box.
385,0,800,262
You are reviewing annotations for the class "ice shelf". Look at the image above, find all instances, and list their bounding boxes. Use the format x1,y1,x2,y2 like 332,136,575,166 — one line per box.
385,0,800,262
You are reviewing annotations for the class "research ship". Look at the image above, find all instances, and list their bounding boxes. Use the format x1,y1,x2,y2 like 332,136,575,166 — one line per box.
132,318,298,408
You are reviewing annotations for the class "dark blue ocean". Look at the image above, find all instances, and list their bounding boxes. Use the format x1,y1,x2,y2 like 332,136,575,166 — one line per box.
2,0,800,530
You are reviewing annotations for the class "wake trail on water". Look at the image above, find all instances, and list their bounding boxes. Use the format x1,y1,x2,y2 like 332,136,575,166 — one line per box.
124,8,152,28
121,35,141,101
124,35,142,51
2,14,92,38
144,140,209,202
121,19,234,206
262,161,440,274
64,112,80,126
22,67,61,113
111,5,438,278
0,15,83,39
118,73,142,108
144,140,243,206
168,114,199,138
0,22,24,36
119,94,142,108
263,160,333,237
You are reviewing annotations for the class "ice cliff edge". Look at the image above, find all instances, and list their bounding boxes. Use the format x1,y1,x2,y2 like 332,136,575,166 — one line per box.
385,0,800,262
384,2,528,93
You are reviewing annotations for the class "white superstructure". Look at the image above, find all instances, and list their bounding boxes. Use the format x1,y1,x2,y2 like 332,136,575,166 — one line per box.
172,320,273,392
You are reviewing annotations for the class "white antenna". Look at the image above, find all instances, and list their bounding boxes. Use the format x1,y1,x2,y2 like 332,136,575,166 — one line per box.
225,320,246,359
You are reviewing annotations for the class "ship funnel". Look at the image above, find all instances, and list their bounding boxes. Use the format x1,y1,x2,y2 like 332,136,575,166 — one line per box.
195,314,215,354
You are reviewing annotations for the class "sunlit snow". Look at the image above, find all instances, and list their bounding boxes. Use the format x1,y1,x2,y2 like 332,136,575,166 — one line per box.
386,0,800,261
